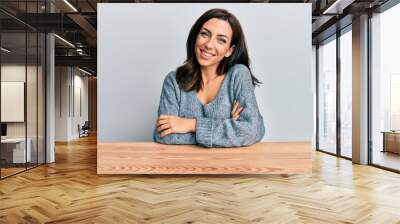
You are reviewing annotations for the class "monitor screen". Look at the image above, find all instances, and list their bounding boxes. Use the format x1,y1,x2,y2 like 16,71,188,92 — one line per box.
1,123,7,137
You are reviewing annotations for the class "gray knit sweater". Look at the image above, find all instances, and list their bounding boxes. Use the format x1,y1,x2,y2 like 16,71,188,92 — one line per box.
153,64,265,148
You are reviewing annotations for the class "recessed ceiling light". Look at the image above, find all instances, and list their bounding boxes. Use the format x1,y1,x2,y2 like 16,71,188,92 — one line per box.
1,47,11,53
78,67,93,76
54,34,75,48
63,0,78,12
322,0,354,15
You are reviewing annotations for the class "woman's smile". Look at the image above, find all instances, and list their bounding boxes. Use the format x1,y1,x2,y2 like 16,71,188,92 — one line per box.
200,49,216,59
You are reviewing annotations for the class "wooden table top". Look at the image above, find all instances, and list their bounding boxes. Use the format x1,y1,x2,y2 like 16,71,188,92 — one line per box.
97,142,312,175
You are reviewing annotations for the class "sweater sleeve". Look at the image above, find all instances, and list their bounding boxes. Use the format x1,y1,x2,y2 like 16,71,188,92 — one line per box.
195,65,265,148
153,71,197,145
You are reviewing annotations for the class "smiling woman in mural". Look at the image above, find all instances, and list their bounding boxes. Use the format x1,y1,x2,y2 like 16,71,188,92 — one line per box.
153,8,265,148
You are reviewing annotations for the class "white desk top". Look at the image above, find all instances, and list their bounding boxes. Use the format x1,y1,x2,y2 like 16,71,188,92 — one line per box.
1,138,28,143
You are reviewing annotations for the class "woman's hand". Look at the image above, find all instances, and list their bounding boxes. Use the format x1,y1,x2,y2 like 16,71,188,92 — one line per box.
157,115,196,138
231,100,244,120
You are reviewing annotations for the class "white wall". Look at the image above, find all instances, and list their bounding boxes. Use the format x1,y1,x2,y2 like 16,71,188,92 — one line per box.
55,67,89,141
72,73,89,138
55,67,69,141
1,65,26,127
98,3,313,142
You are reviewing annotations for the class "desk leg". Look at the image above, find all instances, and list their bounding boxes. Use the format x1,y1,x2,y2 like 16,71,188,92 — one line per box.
382,133,386,153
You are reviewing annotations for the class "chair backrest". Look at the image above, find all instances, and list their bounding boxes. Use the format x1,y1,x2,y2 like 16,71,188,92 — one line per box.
82,121,90,129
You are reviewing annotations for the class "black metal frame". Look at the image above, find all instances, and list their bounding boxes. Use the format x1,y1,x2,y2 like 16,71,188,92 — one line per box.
0,0,47,180
44,0,47,165
36,1,39,167
336,27,341,157
367,11,373,166
316,45,319,151
0,21,2,179
25,1,28,172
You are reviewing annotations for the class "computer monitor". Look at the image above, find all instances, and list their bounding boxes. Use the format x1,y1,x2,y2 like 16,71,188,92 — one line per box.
1,123,7,137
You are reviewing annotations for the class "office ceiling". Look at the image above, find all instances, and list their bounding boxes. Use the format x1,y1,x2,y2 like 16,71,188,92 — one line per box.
0,0,391,75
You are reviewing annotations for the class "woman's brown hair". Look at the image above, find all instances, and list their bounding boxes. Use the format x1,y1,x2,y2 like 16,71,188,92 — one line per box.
176,8,261,92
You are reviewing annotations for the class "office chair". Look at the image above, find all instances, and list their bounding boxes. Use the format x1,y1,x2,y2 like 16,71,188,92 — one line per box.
79,121,90,138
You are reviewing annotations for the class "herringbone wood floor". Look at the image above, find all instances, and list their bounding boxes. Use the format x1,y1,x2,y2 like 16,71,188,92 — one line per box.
1,135,400,224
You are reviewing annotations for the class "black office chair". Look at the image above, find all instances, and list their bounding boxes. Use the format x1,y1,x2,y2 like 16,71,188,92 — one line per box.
79,121,90,138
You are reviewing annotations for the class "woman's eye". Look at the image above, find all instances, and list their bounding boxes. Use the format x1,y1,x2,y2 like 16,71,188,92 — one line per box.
200,31,209,37
218,39,227,44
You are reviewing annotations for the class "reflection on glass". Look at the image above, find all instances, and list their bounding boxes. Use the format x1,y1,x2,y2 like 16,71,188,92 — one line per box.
371,4,400,171
0,1,46,179
340,30,352,158
318,37,337,154
1,32,27,177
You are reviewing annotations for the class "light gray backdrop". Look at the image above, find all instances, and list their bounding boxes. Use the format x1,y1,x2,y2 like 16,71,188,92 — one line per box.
98,3,312,142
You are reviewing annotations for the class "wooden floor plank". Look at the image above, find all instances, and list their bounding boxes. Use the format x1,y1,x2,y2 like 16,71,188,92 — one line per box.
1,135,400,223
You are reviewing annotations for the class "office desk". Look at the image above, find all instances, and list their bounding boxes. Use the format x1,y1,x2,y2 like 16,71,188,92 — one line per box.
1,138,32,163
382,131,400,154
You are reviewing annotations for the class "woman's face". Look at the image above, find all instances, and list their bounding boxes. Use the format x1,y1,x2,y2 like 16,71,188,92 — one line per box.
195,18,235,69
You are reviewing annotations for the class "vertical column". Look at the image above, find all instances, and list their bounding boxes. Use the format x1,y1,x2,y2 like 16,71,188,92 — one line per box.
336,30,341,156
352,14,369,164
312,45,317,150
46,1,55,163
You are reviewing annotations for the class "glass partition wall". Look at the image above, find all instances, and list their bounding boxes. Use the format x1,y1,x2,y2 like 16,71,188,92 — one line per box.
0,1,46,179
316,26,353,159
370,3,400,171
317,35,337,155
316,0,400,172
339,28,352,159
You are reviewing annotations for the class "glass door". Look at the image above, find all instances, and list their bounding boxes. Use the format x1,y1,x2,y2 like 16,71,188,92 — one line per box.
339,28,352,158
318,36,337,154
